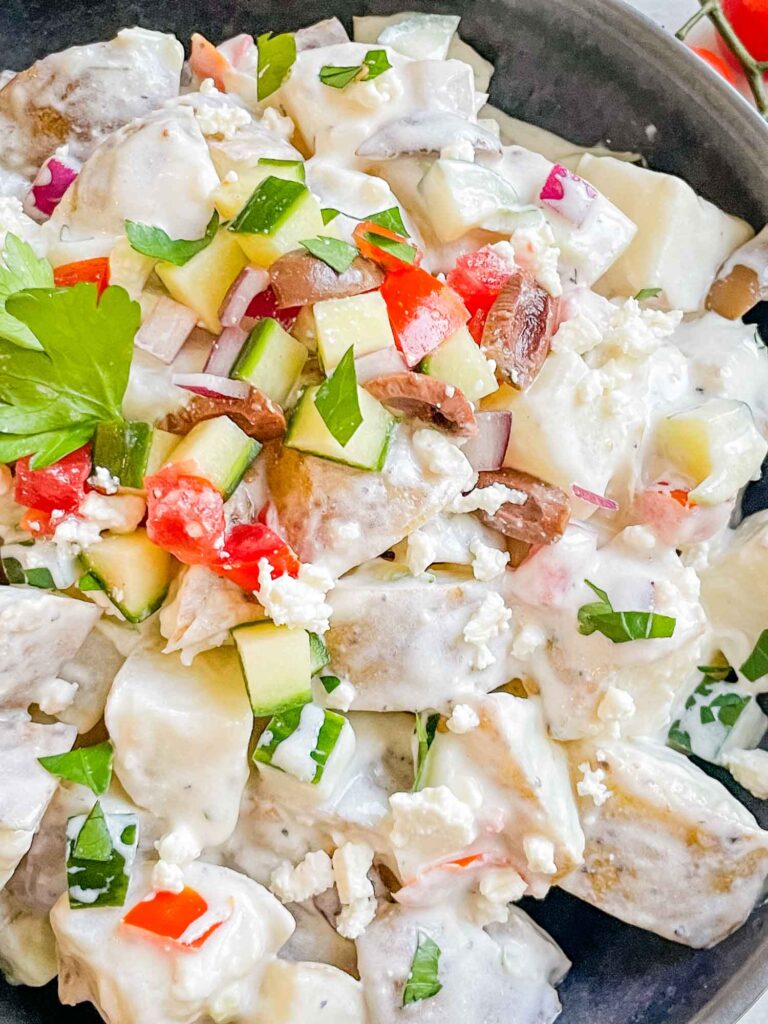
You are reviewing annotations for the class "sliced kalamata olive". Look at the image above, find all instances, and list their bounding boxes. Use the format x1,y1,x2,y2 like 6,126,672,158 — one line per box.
364,372,477,436
269,250,384,308
706,263,762,320
480,269,558,390
159,387,286,441
356,112,502,160
474,467,570,545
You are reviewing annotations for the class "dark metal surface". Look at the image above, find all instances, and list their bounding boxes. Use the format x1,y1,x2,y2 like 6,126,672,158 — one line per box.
1,2,767,1022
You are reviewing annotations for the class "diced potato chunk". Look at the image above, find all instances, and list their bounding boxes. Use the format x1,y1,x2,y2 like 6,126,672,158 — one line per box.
314,291,396,372
156,228,248,333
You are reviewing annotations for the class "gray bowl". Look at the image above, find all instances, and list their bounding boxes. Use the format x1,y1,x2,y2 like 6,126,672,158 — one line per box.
0,1,767,1022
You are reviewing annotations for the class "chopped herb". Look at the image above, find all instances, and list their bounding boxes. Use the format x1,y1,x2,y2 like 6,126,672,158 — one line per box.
403,931,443,1006
314,346,362,446
320,675,342,694
1,556,25,585
72,802,113,861
125,212,219,267
708,691,751,727
120,823,137,845
23,567,55,589
362,48,393,81
320,48,392,89
321,208,340,225
413,712,440,791
300,236,359,274
667,720,692,754
577,579,676,644
257,31,297,101
39,740,113,796
363,230,417,265
700,704,716,725
367,206,408,236
634,287,662,301
0,283,139,468
740,630,768,682
78,571,104,592
0,234,53,350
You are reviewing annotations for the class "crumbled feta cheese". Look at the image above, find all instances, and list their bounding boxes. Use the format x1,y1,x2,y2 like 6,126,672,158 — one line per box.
199,77,217,95
440,139,475,162
152,859,185,894
552,315,604,356
270,702,325,782
336,896,377,939
269,850,334,904
472,866,527,924
156,828,201,866
511,621,547,659
522,834,557,875
463,592,512,670
602,298,682,359
412,428,475,486
332,842,374,904
52,516,102,557
79,492,146,534
256,560,334,634
405,529,437,576
448,482,527,515
576,762,612,806
620,525,657,553
511,217,562,298
195,103,250,139
324,679,355,712
329,520,361,544
469,538,509,581
88,466,119,495
389,786,478,870
597,687,636,723
446,703,480,734
353,72,403,111
259,107,296,141
223,170,239,184
724,749,768,799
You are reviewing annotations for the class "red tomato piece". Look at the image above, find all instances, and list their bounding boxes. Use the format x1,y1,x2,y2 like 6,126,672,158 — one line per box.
723,0,768,61
353,221,421,273
211,522,300,589
467,308,488,344
689,45,738,83
145,466,225,565
19,508,54,537
54,258,111,297
380,267,469,367
123,887,223,947
446,247,514,317
14,445,91,514
245,286,300,331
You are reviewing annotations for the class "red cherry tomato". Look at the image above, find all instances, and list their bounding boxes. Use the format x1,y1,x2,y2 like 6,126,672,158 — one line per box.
446,247,514,317
14,445,91,513
689,45,738,83
245,285,300,330
145,465,225,565
211,522,300,589
54,258,111,297
123,887,223,948
723,0,768,62
380,266,469,367
353,221,421,273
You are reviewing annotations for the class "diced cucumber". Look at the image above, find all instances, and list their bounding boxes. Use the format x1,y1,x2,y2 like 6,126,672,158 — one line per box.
420,325,499,401
284,384,394,471
162,416,261,499
230,317,308,405
93,421,179,491
233,621,313,716
417,159,526,242
308,631,330,675
667,671,768,765
253,703,355,795
229,177,327,268
314,291,396,373
212,159,306,221
81,529,174,624
157,228,248,333
66,804,139,909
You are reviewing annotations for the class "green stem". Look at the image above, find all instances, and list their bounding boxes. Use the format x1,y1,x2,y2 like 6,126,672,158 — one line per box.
675,0,719,40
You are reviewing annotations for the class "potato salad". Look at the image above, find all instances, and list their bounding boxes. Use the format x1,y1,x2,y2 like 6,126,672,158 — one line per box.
2,12,768,1024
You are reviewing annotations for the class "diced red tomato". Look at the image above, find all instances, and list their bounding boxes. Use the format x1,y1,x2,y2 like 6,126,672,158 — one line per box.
669,488,691,508
467,308,488,344
689,45,738,84
446,247,514,317
211,522,300,589
245,286,300,331
145,465,225,565
353,221,421,273
14,445,91,514
722,0,768,62
123,887,223,948
54,258,111,297
189,33,232,91
380,267,469,367
19,508,54,537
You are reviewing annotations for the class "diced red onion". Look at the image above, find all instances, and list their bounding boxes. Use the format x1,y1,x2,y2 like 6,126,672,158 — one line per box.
540,164,597,227
172,373,251,400
246,286,299,331
572,483,619,511
219,266,270,327
460,411,512,471
25,156,79,220
135,297,197,364
204,325,249,376
354,347,409,383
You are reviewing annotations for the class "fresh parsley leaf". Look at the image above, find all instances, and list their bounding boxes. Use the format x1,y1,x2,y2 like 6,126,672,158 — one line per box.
125,212,219,267
362,48,393,80
413,712,440,791
667,720,692,754
740,629,768,682
257,32,297,101
363,230,417,265
314,346,362,446
634,287,662,301
709,692,751,728
320,675,342,694
39,741,113,796
321,208,340,225
367,207,408,236
577,579,676,644
1,556,24,585
0,234,53,350
403,931,442,1006
319,63,363,89
300,236,358,274
72,802,113,861
24,567,55,588
0,283,139,468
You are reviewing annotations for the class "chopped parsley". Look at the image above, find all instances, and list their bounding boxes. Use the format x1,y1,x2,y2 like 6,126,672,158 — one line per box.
577,579,676,644
403,931,443,1005
314,346,362,446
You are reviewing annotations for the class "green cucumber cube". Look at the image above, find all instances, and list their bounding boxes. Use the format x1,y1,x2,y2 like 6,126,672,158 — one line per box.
230,317,308,406
258,158,306,181
80,529,174,624
314,291,396,373
233,621,313,716
162,415,261,499
284,385,395,471
229,177,326,268
253,703,355,795
420,325,499,402
308,632,330,675
66,804,138,909
212,159,306,220
93,421,179,490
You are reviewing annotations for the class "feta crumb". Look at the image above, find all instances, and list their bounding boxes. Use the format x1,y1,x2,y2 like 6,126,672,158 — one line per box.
724,749,768,799
446,703,480,734
260,107,296,141
620,525,657,552
152,858,185,894
523,834,557,875
332,842,374,904
472,866,527,924
79,492,146,534
223,170,239,184
199,77,217,95
52,516,102,557
576,762,612,806
412,428,475,486
195,103,250,140
336,896,377,939
269,850,334,904
88,466,119,494
440,139,475,162
463,592,512,670
324,678,355,712
511,621,547,659
256,559,334,634
552,315,603,356
448,482,527,515
156,827,201,866
389,787,478,872
469,538,509,581
405,529,436,576
597,686,636,723
511,216,562,298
